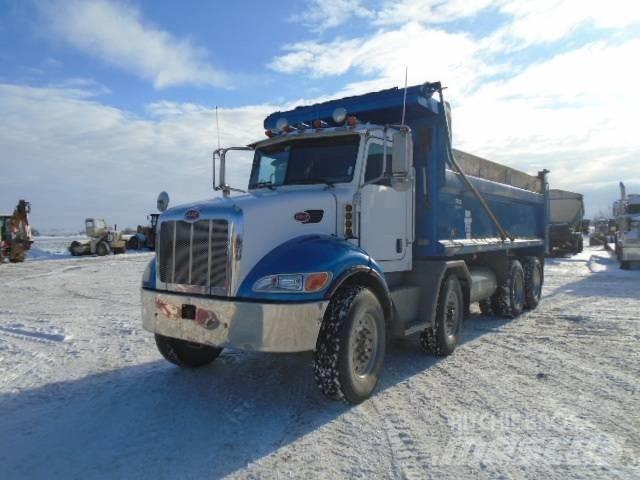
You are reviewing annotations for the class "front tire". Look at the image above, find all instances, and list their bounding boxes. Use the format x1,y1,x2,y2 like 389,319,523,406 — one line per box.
96,241,109,256
69,240,82,256
314,286,386,404
420,274,464,356
128,236,139,250
155,334,222,368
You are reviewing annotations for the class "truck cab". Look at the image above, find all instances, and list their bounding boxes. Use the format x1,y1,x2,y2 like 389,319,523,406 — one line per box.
615,182,640,269
142,81,549,403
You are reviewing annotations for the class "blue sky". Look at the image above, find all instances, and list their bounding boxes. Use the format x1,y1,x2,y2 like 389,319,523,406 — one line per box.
1,0,639,231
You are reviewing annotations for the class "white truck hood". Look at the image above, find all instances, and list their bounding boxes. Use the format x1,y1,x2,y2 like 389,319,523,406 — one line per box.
160,186,338,292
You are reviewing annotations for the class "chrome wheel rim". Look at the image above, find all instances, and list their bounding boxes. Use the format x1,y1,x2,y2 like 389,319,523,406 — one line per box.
349,313,379,377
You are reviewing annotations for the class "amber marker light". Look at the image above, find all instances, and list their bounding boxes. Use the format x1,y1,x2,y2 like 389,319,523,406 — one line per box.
345,204,354,237
304,272,331,292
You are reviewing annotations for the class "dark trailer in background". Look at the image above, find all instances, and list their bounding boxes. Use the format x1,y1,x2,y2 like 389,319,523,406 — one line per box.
548,189,584,256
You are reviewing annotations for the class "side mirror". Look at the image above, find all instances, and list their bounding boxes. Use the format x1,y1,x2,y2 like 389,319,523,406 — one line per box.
212,147,252,196
157,191,170,212
212,150,219,190
392,130,412,175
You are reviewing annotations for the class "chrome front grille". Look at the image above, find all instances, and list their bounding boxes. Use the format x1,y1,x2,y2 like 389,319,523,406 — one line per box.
158,219,229,293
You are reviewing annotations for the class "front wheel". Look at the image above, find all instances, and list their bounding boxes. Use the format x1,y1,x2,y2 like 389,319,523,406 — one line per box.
128,236,139,250
155,334,222,368
420,274,464,356
96,241,109,256
314,286,386,404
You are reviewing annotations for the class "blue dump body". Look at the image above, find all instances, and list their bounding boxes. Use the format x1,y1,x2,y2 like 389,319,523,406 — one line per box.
265,84,549,259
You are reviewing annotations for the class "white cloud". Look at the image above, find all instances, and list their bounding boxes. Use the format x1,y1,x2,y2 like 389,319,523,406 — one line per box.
7,1,640,226
452,38,640,206
269,0,640,215
288,0,373,32
374,0,495,25
270,22,497,98
0,83,273,230
39,0,228,89
486,0,640,50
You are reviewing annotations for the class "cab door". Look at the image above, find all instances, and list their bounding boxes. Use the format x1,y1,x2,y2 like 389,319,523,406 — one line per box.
359,139,412,268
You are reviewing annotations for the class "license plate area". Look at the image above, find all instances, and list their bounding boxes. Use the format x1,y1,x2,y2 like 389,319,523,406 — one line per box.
181,304,196,320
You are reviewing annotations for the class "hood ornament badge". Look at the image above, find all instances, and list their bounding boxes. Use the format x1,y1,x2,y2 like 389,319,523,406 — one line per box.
184,209,201,221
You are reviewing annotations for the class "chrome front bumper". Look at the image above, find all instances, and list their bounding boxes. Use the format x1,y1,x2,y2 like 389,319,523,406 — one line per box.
141,289,328,352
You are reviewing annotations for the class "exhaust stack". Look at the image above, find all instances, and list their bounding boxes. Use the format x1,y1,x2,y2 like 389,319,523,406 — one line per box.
620,181,626,201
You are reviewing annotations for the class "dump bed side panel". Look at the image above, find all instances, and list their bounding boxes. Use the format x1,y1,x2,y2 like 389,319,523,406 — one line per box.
412,118,547,258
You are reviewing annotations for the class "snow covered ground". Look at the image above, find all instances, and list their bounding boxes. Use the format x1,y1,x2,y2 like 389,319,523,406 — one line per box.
0,246,638,479
26,235,152,261
27,235,81,260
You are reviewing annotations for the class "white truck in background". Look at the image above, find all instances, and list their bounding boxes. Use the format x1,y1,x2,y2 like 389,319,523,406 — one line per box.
614,182,640,269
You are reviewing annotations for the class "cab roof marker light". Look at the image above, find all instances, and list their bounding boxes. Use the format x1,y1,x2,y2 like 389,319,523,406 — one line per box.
346,116,358,128
332,107,347,124
313,119,329,129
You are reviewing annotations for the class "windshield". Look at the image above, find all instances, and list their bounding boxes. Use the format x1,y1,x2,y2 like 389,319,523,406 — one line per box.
627,204,640,215
249,135,360,189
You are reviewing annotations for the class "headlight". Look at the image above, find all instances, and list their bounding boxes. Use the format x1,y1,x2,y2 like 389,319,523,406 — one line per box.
142,259,153,285
253,272,331,293
142,265,151,283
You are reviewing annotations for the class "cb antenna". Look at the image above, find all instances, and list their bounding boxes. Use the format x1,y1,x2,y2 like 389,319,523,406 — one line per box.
215,106,221,150
401,66,408,125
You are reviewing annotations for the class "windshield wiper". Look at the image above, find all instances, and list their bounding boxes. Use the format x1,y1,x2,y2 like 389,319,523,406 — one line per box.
296,178,335,188
254,181,277,190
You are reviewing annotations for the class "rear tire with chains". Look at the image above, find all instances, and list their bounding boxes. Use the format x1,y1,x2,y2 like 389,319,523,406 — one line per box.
491,259,525,318
420,274,464,356
523,256,543,310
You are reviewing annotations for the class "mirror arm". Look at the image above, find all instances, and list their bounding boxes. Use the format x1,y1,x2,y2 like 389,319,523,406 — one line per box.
383,125,390,177
213,146,253,197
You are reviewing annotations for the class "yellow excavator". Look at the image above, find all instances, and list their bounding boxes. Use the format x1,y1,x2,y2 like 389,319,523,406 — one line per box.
0,200,33,263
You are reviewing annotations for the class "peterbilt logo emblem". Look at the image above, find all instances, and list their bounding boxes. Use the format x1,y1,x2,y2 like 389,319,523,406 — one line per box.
294,212,311,223
184,209,200,221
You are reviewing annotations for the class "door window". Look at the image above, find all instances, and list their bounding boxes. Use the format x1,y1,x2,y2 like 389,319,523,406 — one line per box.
364,142,391,186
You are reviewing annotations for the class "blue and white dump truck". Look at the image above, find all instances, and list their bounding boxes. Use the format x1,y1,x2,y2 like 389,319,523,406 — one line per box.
141,82,549,403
